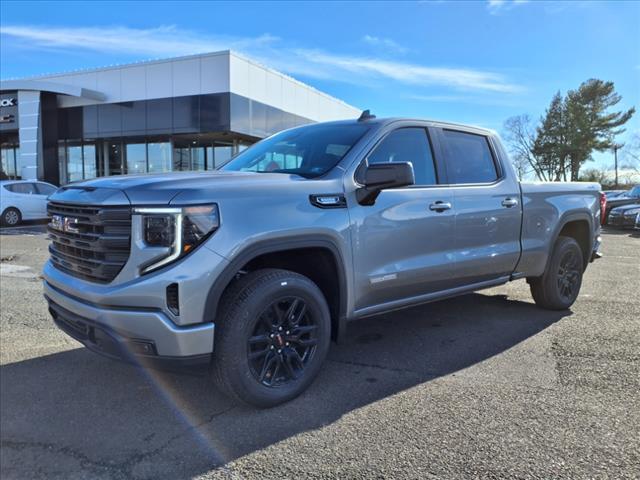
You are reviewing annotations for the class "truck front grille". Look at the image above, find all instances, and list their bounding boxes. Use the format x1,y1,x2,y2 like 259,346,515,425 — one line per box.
47,202,132,283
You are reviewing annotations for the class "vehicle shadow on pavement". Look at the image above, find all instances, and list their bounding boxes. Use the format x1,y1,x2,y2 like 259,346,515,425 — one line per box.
0,220,48,236
0,292,569,478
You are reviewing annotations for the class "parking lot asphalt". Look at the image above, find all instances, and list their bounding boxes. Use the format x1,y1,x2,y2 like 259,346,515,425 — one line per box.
0,228,638,479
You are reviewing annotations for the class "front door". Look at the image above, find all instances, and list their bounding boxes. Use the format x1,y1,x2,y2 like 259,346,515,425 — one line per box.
350,127,456,312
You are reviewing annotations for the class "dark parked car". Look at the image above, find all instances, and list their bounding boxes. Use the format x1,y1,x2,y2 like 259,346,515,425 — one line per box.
604,185,640,223
603,189,627,199
607,203,640,228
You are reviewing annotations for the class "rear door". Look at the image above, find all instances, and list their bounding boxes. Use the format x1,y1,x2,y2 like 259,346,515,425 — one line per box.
437,128,522,286
350,126,457,312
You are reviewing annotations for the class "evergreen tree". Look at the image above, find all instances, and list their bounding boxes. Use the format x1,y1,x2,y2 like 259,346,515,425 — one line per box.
532,92,569,180
529,79,634,181
565,79,635,180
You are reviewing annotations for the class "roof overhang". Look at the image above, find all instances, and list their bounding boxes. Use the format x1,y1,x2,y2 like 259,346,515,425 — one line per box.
0,79,105,101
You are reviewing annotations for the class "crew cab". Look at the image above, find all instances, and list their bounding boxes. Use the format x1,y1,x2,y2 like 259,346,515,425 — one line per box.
43,115,603,407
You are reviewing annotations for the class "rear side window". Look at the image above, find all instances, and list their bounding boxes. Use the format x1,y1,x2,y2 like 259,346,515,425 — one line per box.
368,128,437,186
5,183,37,194
35,183,56,195
442,130,498,184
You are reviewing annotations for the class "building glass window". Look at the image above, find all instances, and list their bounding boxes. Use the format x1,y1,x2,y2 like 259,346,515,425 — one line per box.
191,147,206,171
1,146,19,179
173,147,189,171
58,143,67,183
108,142,123,176
54,132,258,182
205,147,214,170
126,143,147,174
61,142,99,183
213,145,233,168
83,144,97,179
67,145,84,182
147,142,172,173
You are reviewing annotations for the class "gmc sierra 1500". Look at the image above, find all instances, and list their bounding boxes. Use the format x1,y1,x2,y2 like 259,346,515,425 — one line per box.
43,114,603,407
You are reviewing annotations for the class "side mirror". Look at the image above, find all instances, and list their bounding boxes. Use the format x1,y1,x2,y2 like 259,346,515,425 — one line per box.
356,161,415,205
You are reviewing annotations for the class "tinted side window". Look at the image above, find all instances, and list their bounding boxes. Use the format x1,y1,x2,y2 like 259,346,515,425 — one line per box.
442,130,498,184
6,183,37,194
368,128,437,186
36,183,57,195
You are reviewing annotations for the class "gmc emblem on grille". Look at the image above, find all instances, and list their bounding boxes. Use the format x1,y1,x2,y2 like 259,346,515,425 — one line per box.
51,215,81,234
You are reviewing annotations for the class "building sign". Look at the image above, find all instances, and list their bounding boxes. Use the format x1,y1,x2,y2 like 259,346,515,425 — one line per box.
0,94,18,130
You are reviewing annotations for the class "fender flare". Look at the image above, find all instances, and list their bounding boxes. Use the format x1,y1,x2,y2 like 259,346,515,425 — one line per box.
543,210,594,274
204,235,349,342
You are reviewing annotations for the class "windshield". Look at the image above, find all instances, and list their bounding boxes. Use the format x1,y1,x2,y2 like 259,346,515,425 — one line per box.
221,123,370,178
627,186,640,198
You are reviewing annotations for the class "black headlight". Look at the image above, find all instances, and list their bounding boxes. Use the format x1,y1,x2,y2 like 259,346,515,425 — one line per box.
134,204,220,273
144,215,176,247
182,205,220,253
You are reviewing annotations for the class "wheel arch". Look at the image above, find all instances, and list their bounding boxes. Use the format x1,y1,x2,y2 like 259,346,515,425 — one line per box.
548,211,593,272
204,236,349,343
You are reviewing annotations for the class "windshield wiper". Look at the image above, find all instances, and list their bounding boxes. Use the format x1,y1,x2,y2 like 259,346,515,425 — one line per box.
259,169,314,179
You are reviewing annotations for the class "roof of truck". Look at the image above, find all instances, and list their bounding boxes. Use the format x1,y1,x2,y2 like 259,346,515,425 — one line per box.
317,116,497,136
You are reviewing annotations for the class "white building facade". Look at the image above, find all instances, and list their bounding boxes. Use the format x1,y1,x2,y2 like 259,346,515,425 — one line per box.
0,51,360,185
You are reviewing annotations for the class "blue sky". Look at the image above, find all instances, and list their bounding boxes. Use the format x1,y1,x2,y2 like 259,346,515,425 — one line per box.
1,0,638,170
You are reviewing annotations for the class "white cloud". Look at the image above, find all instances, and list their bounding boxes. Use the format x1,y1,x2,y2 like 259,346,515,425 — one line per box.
487,0,529,15
361,35,408,54
0,25,277,57
293,50,523,93
1,24,522,94
408,93,525,107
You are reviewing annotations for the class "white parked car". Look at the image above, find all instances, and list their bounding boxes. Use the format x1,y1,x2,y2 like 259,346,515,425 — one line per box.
0,180,58,226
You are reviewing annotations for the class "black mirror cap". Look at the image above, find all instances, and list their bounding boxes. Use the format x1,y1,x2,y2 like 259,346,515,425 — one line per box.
356,162,415,205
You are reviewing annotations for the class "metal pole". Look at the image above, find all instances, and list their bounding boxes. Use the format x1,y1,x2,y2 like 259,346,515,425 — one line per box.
614,145,618,188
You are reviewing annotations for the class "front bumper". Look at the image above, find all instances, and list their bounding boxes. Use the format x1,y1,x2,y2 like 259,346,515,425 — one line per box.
44,280,215,365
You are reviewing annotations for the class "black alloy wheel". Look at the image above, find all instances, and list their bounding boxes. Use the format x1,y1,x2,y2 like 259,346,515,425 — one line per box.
247,297,318,387
556,249,581,303
212,268,331,408
529,235,584,310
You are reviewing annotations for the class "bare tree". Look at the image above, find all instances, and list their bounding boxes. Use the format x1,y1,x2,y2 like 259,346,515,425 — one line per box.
502,115,547,181
621,132,640,172
579,167,609,186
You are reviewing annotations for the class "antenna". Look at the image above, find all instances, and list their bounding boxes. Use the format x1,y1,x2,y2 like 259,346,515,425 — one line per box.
358,110,376,122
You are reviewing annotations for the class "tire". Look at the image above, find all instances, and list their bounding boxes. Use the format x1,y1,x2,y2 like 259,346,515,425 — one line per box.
529,236,584,310
212,268,331,408
1,207,21,227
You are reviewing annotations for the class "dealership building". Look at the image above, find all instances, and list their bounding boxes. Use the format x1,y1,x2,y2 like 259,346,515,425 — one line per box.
0,50,360,185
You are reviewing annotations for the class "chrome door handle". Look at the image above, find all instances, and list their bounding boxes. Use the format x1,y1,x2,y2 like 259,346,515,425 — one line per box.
429,201,452,212
502,198,519,208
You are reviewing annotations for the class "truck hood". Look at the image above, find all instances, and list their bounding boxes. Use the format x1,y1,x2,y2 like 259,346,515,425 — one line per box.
50,171,306,205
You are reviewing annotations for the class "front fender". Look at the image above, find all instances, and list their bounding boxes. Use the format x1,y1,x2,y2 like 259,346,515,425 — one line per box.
202,234,351,340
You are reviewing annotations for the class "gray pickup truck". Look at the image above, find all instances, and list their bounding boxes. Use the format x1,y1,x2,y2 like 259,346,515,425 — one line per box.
43,115,603,407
